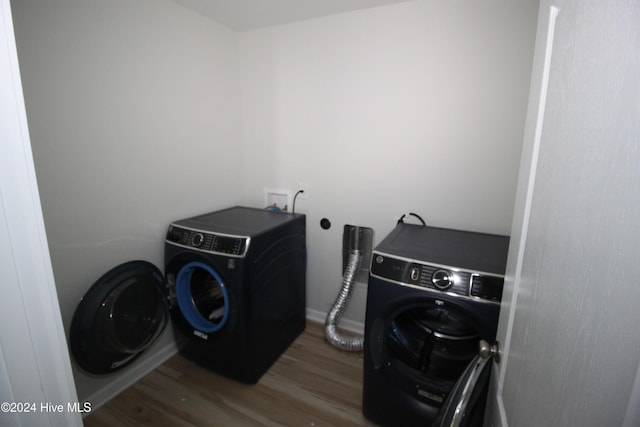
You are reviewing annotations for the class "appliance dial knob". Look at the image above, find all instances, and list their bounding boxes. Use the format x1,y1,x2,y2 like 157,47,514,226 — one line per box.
432,269,454,290
192,233,204,247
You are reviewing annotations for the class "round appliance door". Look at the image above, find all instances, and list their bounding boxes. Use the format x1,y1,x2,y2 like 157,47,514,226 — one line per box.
70,261,168,374
174,261,230,334
386,303,482,406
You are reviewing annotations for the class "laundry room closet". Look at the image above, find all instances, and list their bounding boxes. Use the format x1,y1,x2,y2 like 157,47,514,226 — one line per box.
10,0,538,411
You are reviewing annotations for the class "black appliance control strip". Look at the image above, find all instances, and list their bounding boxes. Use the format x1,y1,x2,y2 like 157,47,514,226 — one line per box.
165,224,250,258
370,251,504,303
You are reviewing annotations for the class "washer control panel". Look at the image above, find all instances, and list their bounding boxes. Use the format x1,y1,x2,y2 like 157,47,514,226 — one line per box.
165,224,249,257
371,252,503,302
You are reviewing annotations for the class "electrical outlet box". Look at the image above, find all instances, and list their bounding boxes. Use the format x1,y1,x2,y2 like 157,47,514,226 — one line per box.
264,188,292,212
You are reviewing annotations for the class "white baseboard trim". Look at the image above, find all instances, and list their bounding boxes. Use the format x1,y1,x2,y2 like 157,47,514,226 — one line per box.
83,340,181,415
306,308,365,335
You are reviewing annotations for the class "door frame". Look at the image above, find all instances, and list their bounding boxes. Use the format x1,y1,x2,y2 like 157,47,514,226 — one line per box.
486,1,558,425
1,1,81,425
487,1,640,425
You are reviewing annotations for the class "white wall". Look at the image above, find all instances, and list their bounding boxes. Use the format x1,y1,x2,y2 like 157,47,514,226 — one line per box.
238,0,539,324
12,0,243,405
12,0,539,409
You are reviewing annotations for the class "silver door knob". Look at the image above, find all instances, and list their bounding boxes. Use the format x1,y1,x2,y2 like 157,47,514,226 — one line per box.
479,340,501,363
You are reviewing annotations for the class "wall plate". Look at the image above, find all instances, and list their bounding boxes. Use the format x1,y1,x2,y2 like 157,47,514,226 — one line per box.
264,188,292,212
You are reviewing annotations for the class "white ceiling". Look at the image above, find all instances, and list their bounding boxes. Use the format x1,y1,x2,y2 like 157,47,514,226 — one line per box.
173,0,416,31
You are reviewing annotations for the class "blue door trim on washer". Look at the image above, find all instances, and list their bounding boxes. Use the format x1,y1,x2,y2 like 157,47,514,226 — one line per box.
176,261,230,333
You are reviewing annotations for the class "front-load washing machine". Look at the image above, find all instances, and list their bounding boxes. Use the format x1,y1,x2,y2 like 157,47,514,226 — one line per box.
164,206,306,383
362,222,509,426
69,206,306,383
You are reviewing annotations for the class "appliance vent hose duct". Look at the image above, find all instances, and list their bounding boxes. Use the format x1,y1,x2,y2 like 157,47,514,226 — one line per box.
325,249,364,352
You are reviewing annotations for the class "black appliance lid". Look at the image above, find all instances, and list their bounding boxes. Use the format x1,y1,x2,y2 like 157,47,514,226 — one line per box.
375,223,509,275
171,206,303,236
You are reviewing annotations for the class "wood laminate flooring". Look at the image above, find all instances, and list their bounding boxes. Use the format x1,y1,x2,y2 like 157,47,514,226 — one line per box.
84,321,374,426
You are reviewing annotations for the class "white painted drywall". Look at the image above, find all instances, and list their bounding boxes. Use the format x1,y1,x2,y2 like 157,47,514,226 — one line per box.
174,0,417,31
12,0,243,405
238,0,539,324
12,0,539,408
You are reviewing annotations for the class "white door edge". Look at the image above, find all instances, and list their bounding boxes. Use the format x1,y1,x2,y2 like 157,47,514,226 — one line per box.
491,4,560,426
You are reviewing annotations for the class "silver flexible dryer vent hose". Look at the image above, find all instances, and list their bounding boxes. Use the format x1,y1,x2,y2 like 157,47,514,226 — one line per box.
325,249,364,352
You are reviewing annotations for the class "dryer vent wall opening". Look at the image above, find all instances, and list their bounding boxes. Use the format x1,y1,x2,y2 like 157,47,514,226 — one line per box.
325,225,373,352
342,224,374,284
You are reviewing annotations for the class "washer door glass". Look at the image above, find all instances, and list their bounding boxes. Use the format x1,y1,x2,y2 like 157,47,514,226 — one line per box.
388,305,479,382
175,261,230,333
101,278,167,354
70,261,168,374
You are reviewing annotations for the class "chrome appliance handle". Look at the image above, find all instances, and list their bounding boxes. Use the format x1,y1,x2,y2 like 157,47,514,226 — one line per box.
433,340,500,427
